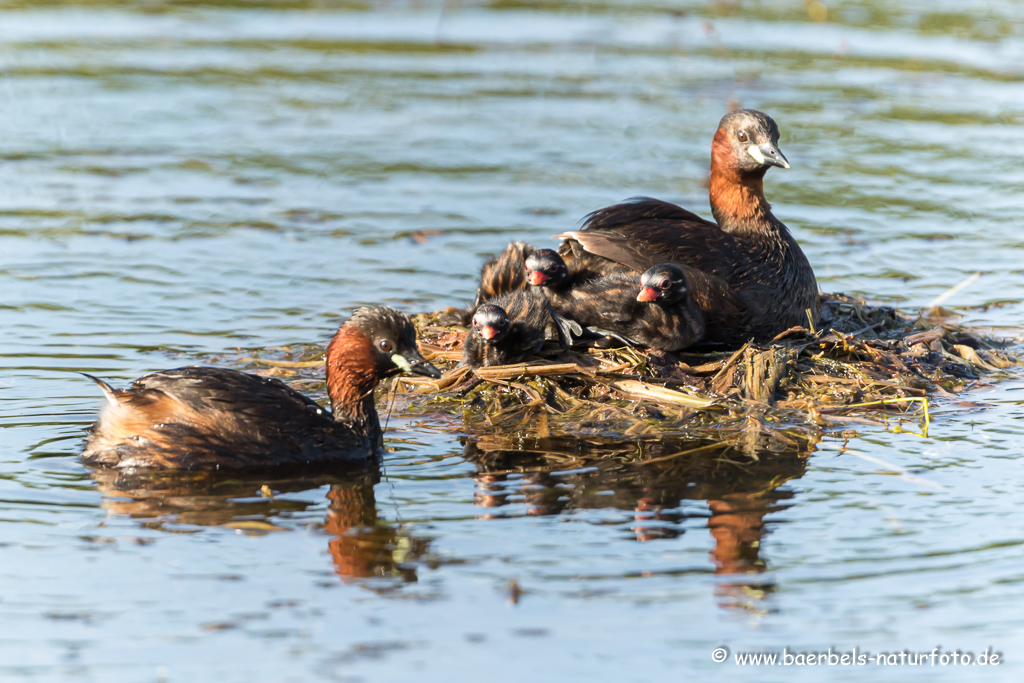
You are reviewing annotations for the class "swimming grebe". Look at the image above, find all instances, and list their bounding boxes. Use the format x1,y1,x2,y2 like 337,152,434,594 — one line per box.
82,306,440,470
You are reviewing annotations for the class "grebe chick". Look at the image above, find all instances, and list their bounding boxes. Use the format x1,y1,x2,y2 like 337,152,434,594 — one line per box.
630,264,705,351
527,251,704,352
524,248,571,288
82,306,440,471
462,291,556,369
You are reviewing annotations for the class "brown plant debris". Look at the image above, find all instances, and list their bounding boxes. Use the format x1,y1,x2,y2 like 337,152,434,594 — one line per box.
395,293,1019,442
219,293,1019,449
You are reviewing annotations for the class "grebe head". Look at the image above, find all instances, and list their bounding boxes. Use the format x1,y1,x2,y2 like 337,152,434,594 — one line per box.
325,305,441,399
525,249,569,288
471,303,511,344
637,264,689,304
343,306,441,380
715,109,789,174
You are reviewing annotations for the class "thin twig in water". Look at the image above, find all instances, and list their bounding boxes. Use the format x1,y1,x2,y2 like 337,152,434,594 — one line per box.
927,272,981,310
818,443,945,491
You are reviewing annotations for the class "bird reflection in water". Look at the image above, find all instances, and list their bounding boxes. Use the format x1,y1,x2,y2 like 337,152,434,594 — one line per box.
323,476,430,585
87,465,432,587
462,430,812,612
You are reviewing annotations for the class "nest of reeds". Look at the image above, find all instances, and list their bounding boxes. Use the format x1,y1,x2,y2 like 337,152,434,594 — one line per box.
220,293,1018,465
395,293,1018,444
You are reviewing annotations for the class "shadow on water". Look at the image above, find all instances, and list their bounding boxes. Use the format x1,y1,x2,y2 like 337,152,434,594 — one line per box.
87,464,434,588
461,430,814,610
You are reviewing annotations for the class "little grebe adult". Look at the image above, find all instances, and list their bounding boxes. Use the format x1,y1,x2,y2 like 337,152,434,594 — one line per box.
554,109,818,345
526,251,704,352
462,290,557,368
82,306,441,470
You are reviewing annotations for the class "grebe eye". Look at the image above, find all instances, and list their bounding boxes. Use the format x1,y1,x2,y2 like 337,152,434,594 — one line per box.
736,129,748,143
378,339,394,352
659,279,672,290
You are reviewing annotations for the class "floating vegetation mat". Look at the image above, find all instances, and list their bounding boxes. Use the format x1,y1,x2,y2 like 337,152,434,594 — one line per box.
222,293,1020,466
405,293,1020,445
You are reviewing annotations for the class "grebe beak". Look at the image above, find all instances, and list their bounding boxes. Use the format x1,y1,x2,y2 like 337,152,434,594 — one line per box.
636,287,660,302
391,352,441,379
748,142,789,169
527,271,548,286
479,325,501,340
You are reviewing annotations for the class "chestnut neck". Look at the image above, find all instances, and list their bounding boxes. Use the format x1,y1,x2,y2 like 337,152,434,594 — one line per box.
325,325,382,444
708,128,777,236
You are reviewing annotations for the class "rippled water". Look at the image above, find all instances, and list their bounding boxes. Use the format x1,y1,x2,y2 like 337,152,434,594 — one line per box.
2,1,1023,680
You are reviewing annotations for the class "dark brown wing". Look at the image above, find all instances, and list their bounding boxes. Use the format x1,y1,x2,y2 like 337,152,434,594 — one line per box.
555,230,651,274
130,366,324,414
543,272,641,328
555,197,746,280
581,196,715,231
83,367,376,470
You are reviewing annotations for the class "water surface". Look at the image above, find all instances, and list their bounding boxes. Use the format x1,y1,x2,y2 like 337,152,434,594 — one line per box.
1,1,1023,680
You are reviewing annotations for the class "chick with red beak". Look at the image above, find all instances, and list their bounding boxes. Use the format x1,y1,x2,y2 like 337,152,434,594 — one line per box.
637,264,688,304
472,304,510,343
461,294,558,369
636,286,660,302
526,269,548,286
525,249,570,289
